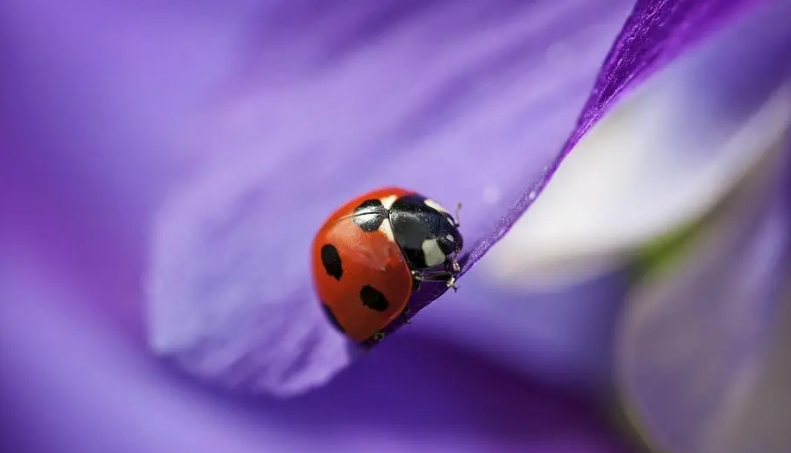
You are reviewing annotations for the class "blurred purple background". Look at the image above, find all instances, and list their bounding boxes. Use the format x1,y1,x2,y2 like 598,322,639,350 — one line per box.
2,0,789,452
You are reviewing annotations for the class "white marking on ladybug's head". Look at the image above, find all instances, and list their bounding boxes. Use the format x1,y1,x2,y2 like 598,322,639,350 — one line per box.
379,218,395,242
421,238,446,267
380,194,398,210
423,198,449,214
445,234,455,243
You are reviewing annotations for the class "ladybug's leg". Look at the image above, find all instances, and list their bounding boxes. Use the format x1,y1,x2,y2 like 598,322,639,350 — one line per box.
453,202,462,227
401,305,411,324
448,255,461,274
411,275,423,294
412,270,459,291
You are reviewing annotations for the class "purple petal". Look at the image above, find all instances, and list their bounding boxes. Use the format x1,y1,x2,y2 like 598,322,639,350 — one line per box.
462,0,768,273
147,0,632,396
415,268,631,391
0,254,631,453
432,0,791,383
147,0,777,396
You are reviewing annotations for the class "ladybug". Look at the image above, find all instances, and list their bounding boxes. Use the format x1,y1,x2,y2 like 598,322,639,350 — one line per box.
311,187,463,344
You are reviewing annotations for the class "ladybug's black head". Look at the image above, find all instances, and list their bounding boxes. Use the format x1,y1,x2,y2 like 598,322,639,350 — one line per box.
436,217,463,258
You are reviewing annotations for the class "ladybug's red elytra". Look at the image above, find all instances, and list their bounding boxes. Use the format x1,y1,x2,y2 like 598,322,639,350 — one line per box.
311,187,463,344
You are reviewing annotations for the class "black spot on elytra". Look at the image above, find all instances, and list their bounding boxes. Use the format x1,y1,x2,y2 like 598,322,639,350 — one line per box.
320,244,343,280
360,285,389,312
321,303,345,333
353,199,386,232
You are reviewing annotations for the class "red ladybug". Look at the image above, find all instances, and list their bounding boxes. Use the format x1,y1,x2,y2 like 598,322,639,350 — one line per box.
311,187,463,343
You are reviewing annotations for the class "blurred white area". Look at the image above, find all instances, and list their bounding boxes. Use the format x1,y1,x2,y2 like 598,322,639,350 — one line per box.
421,0,791,391
482,0,791,288
483,79,791,289
419,0,791,421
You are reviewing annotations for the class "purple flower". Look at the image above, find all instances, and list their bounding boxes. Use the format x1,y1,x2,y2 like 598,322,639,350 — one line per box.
1,0,788,452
